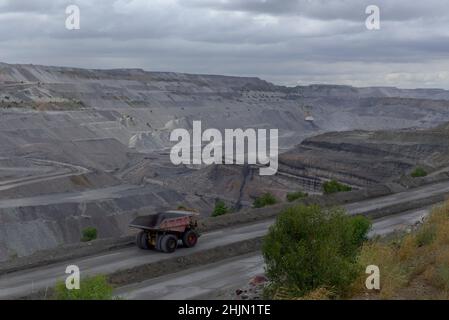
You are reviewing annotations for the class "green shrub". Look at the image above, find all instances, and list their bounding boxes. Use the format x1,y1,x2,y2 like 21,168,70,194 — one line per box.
322,180,352,194
253,193,277,208
81,227,97,242
286,191,308,202
212,200,229,217
54,275,113,300
262,205,371,298
349,215,372,247
411,167,427,178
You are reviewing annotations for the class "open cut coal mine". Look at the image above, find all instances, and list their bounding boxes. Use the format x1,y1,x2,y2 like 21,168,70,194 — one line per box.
2,62,449,261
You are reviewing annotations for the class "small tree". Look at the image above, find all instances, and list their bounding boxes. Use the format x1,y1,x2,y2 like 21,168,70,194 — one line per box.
253,193,278,208
262,205,371,298
212,200,229,217
411,167,427,178
81,227,97,242
54,275,113,300
323,180,352,194
286,191,308,202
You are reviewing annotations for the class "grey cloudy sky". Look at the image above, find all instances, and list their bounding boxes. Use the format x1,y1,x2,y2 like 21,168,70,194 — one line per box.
1,0,449,88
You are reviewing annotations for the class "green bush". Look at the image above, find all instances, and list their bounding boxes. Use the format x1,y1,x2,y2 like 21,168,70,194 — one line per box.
348,215,372,247
212,200,229,217
286,191,308,202
262,205,371,298
54,275,113,300
411,167,427,178
253,193,278,208
81,227,97,242
322,180,352,194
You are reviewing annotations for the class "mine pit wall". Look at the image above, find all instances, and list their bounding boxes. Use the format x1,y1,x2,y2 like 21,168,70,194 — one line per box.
278,134,440,187
278,162,373,189
277,164,323,192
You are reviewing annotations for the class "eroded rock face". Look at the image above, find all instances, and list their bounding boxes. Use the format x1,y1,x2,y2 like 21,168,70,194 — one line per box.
280,123,449,187
2,62,449,260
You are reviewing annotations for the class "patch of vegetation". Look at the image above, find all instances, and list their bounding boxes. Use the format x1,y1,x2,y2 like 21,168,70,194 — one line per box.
212,200,229,217
81,227,98,242
286,191,308,202
411,167,428,178
262,205,371,299
253,193,278,208
54,275,113,300
350,215,372,246
350,201,449,299
322,180,352,194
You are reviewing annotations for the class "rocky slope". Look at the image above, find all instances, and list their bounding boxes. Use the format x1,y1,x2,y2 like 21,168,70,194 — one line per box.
280,123,449,187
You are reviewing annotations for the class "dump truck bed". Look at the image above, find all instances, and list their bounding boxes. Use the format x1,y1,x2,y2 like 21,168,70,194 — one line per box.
129,210,198,232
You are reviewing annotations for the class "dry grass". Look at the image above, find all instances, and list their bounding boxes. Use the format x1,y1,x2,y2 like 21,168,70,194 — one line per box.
300,287,334,300
272,286,334,300
350,200,449,299
351,242,408,299
271,286,301,300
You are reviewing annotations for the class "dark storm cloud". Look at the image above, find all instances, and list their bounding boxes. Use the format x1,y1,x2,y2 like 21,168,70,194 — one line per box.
0,0,448,88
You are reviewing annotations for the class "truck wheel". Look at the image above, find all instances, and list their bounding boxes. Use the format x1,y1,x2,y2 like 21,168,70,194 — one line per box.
182,230,198,248
136,231,150,250
161,234,178,253
136,231,144,249
156,234,163,251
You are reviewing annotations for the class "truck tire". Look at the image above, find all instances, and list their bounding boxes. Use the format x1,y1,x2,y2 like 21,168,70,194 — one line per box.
136,231,150,250
161,234,178,253
136,231,144,249
156,234,163,251
182,230,198,248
